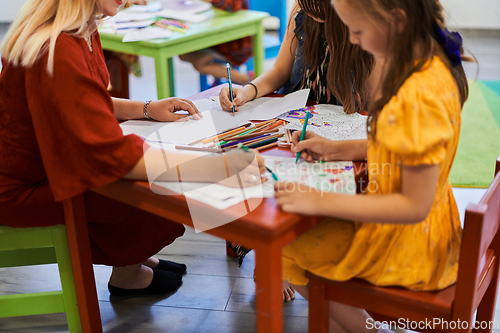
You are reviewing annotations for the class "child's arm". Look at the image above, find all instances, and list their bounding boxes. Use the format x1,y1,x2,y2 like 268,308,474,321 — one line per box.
219,7,300,111
275,163,439,225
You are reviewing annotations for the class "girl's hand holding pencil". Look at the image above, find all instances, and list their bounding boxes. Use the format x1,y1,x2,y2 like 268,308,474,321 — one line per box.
219,85,254,112
291,131,343,162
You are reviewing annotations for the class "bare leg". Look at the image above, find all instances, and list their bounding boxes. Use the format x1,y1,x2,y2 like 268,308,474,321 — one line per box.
143,257,159,268
291,283,377,333
108,264,154,289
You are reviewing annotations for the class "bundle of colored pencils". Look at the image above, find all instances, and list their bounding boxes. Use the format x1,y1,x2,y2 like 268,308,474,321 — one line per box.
176,118,287,153
154,19,189,33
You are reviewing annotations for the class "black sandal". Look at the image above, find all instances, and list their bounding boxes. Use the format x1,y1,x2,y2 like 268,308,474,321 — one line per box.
108,268,182,297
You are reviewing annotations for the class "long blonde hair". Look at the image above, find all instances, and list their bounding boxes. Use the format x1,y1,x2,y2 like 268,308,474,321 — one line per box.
0,0,99,74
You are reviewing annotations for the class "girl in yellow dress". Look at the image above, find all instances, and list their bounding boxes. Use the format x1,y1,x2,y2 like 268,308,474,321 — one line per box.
274,0,470,331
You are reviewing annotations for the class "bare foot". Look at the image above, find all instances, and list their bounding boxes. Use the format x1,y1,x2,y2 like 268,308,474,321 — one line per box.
143,257,159,269
283,281,295,302
253,270,295,302
108,264,153,289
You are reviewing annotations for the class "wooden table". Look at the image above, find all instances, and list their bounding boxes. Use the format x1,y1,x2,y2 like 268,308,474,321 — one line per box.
99,9,269,99
62,86,367,333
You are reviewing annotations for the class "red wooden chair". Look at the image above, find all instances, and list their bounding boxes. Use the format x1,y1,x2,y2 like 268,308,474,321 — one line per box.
307,156,500,333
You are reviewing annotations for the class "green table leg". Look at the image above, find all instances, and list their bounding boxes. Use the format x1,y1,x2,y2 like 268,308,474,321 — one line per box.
155,55,175,99
253,21,265,77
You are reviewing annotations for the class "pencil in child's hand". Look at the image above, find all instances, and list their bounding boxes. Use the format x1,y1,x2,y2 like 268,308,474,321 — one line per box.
226,63,235,116
295,111,311,163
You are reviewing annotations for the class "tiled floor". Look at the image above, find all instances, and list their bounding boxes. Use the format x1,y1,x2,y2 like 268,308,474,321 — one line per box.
0,23,499,332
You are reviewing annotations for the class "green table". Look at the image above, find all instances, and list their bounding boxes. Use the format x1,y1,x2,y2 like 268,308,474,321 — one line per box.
99,9,269,99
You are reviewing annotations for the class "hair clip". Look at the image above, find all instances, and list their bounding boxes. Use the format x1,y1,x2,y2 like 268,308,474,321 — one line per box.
434,27,463,67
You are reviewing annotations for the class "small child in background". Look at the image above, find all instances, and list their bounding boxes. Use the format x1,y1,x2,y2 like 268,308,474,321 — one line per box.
274,0,471,331
179,0,253,85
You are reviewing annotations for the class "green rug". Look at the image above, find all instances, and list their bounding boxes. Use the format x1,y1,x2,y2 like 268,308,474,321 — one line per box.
449,80,500,188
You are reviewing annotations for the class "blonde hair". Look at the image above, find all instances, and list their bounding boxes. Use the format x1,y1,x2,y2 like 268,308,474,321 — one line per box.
0,0,99,74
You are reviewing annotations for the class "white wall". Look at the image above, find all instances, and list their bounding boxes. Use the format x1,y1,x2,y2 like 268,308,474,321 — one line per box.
441,0,500,29
0,0,27,22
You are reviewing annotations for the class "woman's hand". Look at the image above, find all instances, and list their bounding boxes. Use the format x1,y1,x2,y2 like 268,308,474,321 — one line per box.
218,149,267,188
274,181,326,215
147,98,203,122
219,86,251,112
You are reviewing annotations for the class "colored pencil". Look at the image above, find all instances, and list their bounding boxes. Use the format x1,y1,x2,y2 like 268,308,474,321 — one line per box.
224,128,279,141
175,145,223,153
258,120,283,132
220,133,273,149
247,137,279,149
239,133,283,147
201,126,246,144
209,127,256,147
256,141,278,152
265,119,284,131
226,63,235,116
217,126,253,141
254,118,277,129
295,111,311,163
187,123,251,146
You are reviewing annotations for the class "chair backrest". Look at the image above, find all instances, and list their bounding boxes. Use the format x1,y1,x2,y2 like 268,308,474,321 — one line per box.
453,156,500,323
248,0,288,41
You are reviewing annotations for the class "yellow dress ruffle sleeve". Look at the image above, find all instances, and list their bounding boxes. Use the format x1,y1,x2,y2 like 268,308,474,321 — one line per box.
283,57,463,291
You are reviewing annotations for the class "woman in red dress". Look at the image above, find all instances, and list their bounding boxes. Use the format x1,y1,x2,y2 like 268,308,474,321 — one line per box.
0,0,264,296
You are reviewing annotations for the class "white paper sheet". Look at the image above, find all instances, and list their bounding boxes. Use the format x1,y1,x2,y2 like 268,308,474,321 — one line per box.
159,0,212,13
154,180,273,210
152,156,356,211
121,90,310,145
263,156,356,194
122,26,173,42
155,9,212,23
114,20,156,30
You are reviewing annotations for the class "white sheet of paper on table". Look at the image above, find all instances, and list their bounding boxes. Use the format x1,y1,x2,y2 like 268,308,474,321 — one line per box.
122,26,173,42
154,180,273,211
159,0,212,14
263,156,357,195
121,89,310,145
152,156,356,212
155,9,212,23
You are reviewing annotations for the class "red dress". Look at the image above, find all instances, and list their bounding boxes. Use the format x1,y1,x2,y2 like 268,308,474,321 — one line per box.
0,32,185,266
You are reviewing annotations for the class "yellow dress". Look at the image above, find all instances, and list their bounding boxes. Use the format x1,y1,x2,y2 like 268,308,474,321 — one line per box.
283,56,463,291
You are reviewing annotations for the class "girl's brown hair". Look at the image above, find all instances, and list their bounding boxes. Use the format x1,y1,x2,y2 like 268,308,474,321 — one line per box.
335,0,469,138
296,0,374,114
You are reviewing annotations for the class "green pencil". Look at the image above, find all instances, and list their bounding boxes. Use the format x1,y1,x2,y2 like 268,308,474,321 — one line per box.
238,143,279,181
296,111,311,163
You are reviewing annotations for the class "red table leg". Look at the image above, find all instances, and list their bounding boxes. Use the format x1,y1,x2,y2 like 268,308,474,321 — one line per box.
63,194,103,333
255,242,284,332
